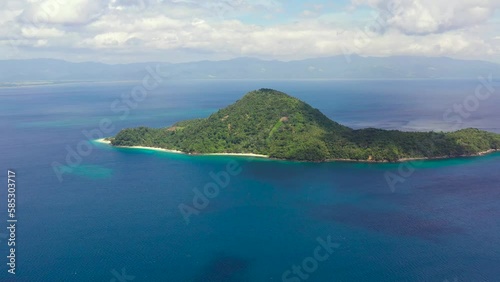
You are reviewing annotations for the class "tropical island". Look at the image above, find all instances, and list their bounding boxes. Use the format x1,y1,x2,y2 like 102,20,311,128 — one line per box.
107,89,500,162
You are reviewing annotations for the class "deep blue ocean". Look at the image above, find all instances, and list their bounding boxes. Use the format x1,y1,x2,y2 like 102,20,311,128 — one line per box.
1,79,500,281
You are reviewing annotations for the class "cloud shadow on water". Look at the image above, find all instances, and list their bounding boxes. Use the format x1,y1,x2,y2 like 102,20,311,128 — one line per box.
311,204,463,241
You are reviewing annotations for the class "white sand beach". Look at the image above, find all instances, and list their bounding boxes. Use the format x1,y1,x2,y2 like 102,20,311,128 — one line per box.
95,138,184,154
204,153,269,158
94,138,269,158
95,138,497,162
122,146,184,154
95,138,111,144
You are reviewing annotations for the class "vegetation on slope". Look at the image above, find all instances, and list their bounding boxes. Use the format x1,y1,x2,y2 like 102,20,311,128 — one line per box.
111,89,500,162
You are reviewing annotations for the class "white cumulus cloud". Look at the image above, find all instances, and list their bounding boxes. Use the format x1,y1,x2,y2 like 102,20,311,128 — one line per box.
0,0,499,63
20,0,107,26
352,0,500,34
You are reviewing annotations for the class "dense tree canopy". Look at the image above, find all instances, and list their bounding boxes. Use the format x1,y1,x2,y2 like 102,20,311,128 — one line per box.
111,89,500,161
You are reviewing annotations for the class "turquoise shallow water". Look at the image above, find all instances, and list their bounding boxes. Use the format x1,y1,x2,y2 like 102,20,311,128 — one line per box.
0,80,500,281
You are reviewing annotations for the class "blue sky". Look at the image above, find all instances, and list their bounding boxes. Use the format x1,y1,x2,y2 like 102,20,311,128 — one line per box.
1,0,499,64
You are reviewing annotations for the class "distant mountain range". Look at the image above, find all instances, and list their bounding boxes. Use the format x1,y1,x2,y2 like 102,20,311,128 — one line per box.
1,56,499,82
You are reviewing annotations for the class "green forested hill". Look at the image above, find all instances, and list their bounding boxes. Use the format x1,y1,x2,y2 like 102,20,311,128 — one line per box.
111,89,500,161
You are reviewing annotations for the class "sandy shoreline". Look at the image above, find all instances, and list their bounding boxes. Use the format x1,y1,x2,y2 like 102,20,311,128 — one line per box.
94,138,269,158
95,138,498,162
95,138,111,144
95,138,184,154
204,153,269,158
